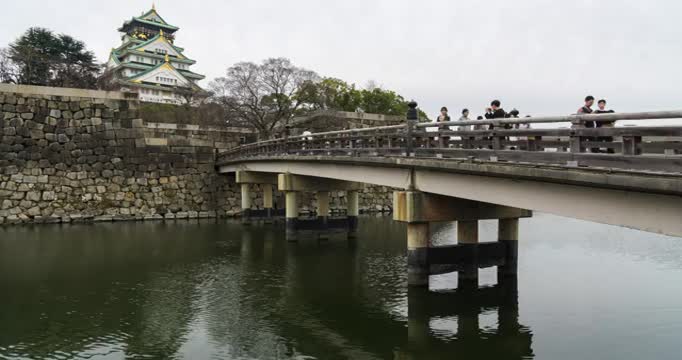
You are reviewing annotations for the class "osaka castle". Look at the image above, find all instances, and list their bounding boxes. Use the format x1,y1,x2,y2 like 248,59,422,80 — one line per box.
105,5,205,104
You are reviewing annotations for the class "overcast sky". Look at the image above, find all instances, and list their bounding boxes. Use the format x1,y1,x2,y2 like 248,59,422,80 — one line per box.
2,0,681,118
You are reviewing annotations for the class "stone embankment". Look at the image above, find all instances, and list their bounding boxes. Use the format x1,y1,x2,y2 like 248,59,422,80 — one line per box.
0,85,392,225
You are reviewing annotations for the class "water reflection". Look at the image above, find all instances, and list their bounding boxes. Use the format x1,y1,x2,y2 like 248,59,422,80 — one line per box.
1,216,680,359
403,279,533,359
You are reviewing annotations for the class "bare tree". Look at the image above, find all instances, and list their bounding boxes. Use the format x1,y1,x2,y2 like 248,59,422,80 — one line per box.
209,58,319,139
178,86,211,107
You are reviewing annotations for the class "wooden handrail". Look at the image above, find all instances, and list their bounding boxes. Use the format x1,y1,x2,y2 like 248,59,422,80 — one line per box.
415,110,682,128
218,110,682,174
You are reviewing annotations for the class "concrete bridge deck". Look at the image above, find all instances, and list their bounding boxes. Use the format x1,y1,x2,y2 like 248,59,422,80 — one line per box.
217,106,682,289
218,154,682,237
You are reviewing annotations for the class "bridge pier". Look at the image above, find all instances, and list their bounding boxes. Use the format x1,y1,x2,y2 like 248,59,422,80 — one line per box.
497,218,519,279
394,191,532,289
236,171,280,223
263,184,274,220
407,222,430,286
285,191,299,242
240,183,252,224
347,190,359,239
279,173,364,242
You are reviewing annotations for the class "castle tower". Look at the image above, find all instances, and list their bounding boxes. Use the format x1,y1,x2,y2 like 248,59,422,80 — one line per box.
105,5,205,103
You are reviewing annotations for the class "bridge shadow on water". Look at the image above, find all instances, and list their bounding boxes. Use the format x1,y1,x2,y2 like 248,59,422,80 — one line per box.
403,282,533,359
0,217,534,359
236,217,535,359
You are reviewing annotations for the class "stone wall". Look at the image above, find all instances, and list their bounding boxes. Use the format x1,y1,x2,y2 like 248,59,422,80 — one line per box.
0,85,393,225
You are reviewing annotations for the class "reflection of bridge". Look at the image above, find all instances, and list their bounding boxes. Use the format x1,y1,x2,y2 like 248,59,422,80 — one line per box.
218,104,682,290
237,226,534,359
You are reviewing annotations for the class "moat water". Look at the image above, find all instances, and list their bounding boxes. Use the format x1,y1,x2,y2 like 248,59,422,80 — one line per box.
1,215,681,360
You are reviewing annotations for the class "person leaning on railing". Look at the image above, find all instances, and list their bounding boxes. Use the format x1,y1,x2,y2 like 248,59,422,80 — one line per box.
437,106,451,123
458,108,474,147
594,99,616,154
473,115,486,149
458,108,471,130
484,100,507,149
577,95,600,153
506,109,520,150
437,106,452,147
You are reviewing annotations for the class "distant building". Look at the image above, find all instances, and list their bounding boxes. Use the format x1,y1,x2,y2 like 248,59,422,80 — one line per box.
104,4,205,104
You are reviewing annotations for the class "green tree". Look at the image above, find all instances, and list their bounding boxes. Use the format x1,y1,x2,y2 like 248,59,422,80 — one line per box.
6,27,100,88
308,77,429,120
50,34,100,88
308,77,362,112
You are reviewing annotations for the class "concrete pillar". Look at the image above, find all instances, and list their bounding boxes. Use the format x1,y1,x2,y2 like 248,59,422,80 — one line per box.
241,183,252,222
263,184,273,218
407,222,430,287
316,191,330,219
285,191,298,242
498,218,519,281
457,220,479,290
347,190,359,239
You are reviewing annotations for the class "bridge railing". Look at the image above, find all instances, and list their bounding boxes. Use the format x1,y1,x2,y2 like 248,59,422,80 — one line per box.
218,110,682,173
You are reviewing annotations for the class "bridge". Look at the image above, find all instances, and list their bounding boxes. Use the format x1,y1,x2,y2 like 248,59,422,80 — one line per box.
216,103,682,288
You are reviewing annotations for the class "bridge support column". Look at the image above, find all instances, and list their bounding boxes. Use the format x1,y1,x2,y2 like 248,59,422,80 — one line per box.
279,173,364,241
408,222,430,287
236,171,280,222
457,220,479,290
347,190,359,239
394,190,532,290
285,191,299,242
240,183,252,223
263,184,274,219
497,218,519,280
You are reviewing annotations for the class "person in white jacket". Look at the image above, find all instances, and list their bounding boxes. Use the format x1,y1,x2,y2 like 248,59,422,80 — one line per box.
458,108,471,131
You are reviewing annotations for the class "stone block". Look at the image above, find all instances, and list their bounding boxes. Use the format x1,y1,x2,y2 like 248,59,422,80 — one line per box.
42,191,56,201
26,191,41,201
94,215,113,222
27,206,41,216
145,138,168,146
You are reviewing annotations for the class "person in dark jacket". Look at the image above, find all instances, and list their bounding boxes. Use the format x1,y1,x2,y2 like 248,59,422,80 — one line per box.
577,95,595,127
594,99,616,153
437,106,451,123
485,100,507,119
483,100,507,148
484,100,507,130
594,99,615,116
578,95,595,115
577,95,598,152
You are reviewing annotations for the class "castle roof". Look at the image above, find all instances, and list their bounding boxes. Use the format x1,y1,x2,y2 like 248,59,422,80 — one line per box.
118,7,179,33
